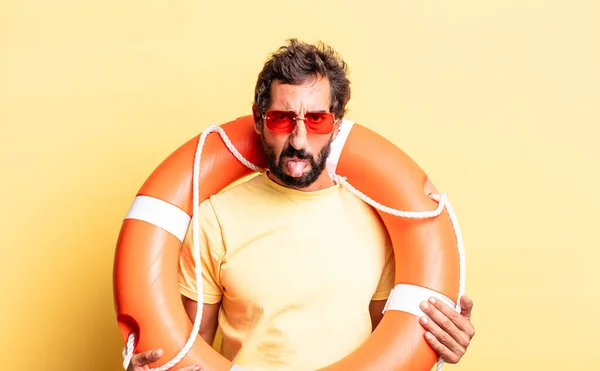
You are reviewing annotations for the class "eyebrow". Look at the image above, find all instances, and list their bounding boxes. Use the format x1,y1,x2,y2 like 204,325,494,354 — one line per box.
275,108,328,113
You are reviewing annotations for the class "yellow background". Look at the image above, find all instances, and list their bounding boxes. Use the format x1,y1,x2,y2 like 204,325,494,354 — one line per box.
1,0,598,370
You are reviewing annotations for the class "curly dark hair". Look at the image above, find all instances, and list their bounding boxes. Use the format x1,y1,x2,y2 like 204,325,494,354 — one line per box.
253,39,351,122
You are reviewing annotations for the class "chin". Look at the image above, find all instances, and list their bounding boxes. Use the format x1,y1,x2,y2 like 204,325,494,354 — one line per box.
284,170,311,179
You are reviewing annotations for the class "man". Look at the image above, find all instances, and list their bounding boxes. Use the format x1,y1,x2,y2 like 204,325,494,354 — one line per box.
128,39,475,371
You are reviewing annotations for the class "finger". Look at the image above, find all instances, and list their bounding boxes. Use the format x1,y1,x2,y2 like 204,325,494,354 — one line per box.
419,313,464,358
431,297,473,336
459,295,474,319
131,349,164,366
459,296,475,338
421,299,470,348
423,330,461,364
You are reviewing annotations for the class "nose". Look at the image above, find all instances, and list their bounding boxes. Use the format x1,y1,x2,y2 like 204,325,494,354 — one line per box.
288,120,308,150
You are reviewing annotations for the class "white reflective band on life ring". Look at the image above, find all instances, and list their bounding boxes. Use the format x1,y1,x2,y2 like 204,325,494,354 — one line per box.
326,119,354,175
124,195,191,243
383,284,456,317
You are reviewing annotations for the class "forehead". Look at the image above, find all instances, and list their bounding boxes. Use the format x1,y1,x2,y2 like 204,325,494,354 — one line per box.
268,77,331,112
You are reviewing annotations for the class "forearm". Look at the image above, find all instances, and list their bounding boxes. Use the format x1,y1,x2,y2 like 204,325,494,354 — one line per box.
199,318,219,345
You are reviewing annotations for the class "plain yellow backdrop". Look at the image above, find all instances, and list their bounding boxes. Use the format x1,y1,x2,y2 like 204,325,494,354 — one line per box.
1,1,598,370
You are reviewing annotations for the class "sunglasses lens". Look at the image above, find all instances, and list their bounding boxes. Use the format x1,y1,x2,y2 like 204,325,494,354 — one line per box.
265,111,295,134
265,111,335,134
304,112,334,134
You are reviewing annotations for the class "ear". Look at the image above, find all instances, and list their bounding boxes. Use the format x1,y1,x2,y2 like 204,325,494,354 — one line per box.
252,103,263,134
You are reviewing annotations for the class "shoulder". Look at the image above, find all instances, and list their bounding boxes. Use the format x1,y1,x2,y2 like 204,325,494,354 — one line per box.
209,172,273,203
335,185,391,239
193,175,265,234
203,173,278,221
337,185,383,218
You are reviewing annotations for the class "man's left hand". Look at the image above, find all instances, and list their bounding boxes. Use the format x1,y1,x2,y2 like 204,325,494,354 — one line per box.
419,295,475,364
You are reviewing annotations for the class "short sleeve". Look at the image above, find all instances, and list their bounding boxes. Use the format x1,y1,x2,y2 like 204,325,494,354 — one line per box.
178,198,225,304
371,241,395,301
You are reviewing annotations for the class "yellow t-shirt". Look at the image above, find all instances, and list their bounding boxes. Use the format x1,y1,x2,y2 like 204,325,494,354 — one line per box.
178,173,395,371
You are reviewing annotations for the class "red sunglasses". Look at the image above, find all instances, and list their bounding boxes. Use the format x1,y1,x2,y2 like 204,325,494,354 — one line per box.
263,110,337,135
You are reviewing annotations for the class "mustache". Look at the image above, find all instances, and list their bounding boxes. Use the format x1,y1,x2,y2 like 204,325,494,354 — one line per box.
280,146,312,160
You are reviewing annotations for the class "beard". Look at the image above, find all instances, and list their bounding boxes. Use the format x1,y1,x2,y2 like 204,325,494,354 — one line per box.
261,132,333,188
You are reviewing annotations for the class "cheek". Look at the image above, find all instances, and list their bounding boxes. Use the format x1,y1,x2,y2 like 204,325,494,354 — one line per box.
307,135,333,154
263,132,288,155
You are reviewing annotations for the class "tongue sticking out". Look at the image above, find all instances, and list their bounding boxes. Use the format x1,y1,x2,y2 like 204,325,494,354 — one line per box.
286,160,307,177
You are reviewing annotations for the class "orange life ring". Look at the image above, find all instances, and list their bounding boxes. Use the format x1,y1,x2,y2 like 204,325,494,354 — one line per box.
113,115,465,371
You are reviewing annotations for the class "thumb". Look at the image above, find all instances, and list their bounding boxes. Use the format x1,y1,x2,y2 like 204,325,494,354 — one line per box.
459,295,473,319
132,349,164,367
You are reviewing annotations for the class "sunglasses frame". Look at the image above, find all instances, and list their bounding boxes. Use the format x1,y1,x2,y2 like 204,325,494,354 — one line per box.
262,110,339,135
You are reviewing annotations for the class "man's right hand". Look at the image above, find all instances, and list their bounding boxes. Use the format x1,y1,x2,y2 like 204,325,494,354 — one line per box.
127,349,202,371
